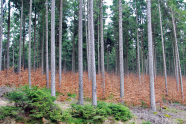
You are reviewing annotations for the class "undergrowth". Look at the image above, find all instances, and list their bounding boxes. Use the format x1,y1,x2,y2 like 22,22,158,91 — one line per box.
0,85,133,123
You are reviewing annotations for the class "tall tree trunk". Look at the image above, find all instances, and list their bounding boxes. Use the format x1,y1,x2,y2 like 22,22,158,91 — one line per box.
126,35,128,74
46,0,49,88
7,1,10,70
119,0,124,103
28,0,32,89
136,3,140,82
153,26,156,80
88,0,91,79
183,45,185,76
84,0,88,73
72,11,75,73
18,0,23,73
37,27,39,69
147,0,156,112
41,27,44,74
97,10,100,74
158,0,168,95
0,0,3,72
115,38,118,75
100,0,105,97
59,0,63,89
13,43,14,69
78,0,84,105
132,41,134,73
33,7,37,72
107,45,109,72
22,15,25,69
172,9,183,98
90,0,97,106
51,0,56,96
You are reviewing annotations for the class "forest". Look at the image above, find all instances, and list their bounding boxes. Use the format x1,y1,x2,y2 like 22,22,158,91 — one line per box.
0,0,186,123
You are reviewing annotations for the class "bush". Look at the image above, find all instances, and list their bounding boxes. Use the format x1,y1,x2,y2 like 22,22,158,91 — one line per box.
5,85,62,122
0,106,20,120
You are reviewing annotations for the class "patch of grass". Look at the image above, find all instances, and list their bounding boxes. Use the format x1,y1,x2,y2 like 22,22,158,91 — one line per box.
141,101,147,108
153,112,157,114
164,114,170,118
142,120,151,124
67,93,77,98
174,118,184,124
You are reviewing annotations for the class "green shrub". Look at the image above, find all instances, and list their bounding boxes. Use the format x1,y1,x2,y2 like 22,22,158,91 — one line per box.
0,106,20,120
5,85,62,122
142,121,151,124
67,93,77,98
108,103,132,121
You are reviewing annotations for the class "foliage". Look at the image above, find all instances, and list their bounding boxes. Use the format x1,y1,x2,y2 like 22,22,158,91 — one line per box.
67,93,77,98
0,106,20,120
142,121,151,124
5,85,63,122
70,101,132,123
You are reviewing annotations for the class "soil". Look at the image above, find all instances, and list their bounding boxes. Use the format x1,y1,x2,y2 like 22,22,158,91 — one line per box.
0,87,186,124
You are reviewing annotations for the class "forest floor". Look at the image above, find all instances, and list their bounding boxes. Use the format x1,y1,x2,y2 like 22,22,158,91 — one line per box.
0,86,186,124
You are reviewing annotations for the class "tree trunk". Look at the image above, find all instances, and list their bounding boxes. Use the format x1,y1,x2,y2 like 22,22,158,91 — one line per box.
183,45,185,76
84,0,88,73
78,0,84,105
41,27,44,74
13,43,14,69
136,9,140,83
158,0,168,95
100,0,105,97
7,1,11,70
59,0,63,89
97,10,100,74
18,0,23,73
0,0,3,72
22,14,25,69
115,38,118,75
33,7,36,72
107,45,109,72
72,11,75,73
147,0,156,112
119,0,124,103
46,0,49,88
90,0,97,106
172,9,183,98
51,0,56,96
88,0,91,79
28,0,32,89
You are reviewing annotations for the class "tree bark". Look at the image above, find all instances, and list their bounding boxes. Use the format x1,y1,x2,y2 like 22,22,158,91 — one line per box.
90,0,97,106
158,0,168,95
33,7,36,72
0,0,3,72
51,0,56,96
45,0,49,88
41,27,44,74
78,0,84,105
171,9,183,98
72,10,75,73
28,0,32,89
100,0,105,97
97,10,100,74
22,14,25,69
119,0,124,102
59,0,63,89
18,0,23,73
88,0,91,79
7,1,10,70
147,0,156,112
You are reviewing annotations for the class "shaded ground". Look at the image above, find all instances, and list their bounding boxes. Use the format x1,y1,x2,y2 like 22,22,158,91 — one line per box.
0,87,186,124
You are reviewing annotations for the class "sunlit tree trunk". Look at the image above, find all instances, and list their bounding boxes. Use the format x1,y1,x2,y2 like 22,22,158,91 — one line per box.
7,1,10,70
18,0,23,73
51,0,56,96
59,0,63,89
0,0,3,72
90,0,97,106
119,0,124,103
158,0,168,95
97,10,100,74
46,0,49,88
78,0,84,105
147,0,156,112
28,0,32,89
88,0,91,79
84,0,88,73
100,0,105,96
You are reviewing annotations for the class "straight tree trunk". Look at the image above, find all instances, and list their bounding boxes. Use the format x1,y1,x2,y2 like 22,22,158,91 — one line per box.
13,42,14,69
78,0,84,105
0,0,3,72
33,7,37,72
183,45,185,76
147,0,156,112
18,0,23,73
100,0,105,97
51,0,56,96
28,0,32,89
158,0,168,95
22,15,25,69
45,0,49,88
107,45,109,72
98,11,100,74
119,0,124,102
72,12,75,73
37,27,39,69
41,27,44,74
84,0,88,74
172,9,184,98
90,0,97,106
88,0,91,79
7,1,10,70
59,0,63,89
115,38,118,75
